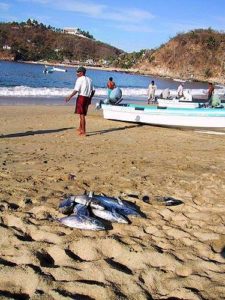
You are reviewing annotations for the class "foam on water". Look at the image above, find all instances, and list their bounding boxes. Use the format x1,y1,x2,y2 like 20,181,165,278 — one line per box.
1,86,224,98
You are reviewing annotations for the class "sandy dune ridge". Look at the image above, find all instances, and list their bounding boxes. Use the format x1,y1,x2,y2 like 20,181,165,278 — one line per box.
0,105,225,300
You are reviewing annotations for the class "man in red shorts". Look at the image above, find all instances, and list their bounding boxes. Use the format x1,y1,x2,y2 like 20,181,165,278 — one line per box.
65,66,95,136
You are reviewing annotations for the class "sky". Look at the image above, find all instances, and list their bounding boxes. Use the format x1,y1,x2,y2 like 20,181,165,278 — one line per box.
1,0,225,52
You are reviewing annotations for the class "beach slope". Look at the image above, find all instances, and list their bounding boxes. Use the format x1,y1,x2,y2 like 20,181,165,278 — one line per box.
0,105,225,299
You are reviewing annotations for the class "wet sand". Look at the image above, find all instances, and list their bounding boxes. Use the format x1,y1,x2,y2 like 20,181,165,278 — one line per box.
0,105,225,300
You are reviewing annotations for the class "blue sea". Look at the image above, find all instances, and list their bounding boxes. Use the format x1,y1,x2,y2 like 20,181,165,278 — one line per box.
0,61,222,105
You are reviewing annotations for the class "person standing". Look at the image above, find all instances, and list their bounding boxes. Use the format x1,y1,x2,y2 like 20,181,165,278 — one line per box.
65,66,95,136
177,83,184,99
147,80,157,104
207,82,214,107
107,77,116,98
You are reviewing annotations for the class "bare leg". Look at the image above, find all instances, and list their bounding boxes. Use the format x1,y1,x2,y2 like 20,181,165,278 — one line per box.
79,114,86,135
76,119,81,133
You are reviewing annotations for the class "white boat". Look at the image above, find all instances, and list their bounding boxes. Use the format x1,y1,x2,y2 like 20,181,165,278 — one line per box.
43,66,67,73
157,98,199,109
173,78,186,83
52,67,67,72
102,104,225,129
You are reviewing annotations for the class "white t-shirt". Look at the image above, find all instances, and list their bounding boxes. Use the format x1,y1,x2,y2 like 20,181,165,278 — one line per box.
148,84,157,95
162,88,170,99
177,84,184,96
74,75,93,97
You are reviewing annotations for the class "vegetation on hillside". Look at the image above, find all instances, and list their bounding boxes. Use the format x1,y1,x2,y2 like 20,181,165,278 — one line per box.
112,50,147,69
1,21,225,82
111,28,225,82
0,19,123,63
134,28,225,82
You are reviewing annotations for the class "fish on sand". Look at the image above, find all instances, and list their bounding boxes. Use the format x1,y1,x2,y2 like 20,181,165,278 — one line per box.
58,204,106,231
91,207,128,223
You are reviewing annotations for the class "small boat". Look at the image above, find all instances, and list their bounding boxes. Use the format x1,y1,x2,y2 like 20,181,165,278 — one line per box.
52,67,67,72
43,65,67,74
43,65,54,74
102,104,225,129
157,92,225,109
157,98,199,109
173,78,186,83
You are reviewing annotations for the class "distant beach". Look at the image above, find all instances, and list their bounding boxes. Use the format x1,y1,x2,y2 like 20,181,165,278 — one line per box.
0,104,225,299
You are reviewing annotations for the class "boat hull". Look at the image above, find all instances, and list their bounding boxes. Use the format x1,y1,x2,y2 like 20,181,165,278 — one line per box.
157,99,199,109
102,104,225,129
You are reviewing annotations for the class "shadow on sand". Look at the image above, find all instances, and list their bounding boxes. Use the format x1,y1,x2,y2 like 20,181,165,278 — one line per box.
87,124,143,136
0,127,74,139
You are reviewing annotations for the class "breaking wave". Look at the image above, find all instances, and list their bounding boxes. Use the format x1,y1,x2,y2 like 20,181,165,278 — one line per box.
1,86,224,98
0,86,148,97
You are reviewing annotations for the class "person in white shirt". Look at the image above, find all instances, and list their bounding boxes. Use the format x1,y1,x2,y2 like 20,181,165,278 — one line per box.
147,80,157,104
160,88,170,99
65,66,95,136
177,83,184,99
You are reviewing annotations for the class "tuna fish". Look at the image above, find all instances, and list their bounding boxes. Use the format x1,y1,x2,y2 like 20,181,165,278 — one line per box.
58,203,106,231
58,215,105,230
74,194,105,210
91,208,128,223
73,203,90,216
91,194,142,217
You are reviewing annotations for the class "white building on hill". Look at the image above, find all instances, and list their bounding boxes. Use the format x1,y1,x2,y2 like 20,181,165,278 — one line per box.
63,28,79,35
3,45,11,50
63,27,88,39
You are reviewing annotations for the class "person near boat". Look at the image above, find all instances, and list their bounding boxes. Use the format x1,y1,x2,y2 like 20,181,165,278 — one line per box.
107,77,116,98
43,65,48,74
65,66,95,136
177,83,185,99
207,82,214,107
147,80,157,104
160,88,170,99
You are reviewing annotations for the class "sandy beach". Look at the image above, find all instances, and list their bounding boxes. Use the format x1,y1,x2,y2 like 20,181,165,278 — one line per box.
0,104,225,300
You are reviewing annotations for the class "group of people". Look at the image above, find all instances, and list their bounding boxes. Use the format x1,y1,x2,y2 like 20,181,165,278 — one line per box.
65,66,217,136
147,81,185,103
147,80,215,106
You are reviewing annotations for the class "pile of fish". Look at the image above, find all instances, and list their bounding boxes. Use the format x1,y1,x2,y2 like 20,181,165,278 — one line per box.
57,192,143,231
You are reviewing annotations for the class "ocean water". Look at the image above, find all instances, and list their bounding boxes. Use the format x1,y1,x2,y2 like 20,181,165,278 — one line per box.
0,61,224,105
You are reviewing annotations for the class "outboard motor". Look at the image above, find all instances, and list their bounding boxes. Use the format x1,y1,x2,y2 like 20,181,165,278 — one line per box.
109,87,123,104
96,87,123,110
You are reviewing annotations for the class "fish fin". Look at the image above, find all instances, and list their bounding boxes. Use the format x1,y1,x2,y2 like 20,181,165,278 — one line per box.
116,197,123,206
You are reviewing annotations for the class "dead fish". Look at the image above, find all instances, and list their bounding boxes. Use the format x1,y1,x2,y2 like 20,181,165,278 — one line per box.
91,208,128,224
59,197,75,214
74,194,105,210
156,196,183,206
58,214,106,231
165,198,183,206
92,194,142,217
73,203,90,216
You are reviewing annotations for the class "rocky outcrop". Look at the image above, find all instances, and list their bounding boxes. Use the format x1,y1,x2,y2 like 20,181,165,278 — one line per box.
0,51,15,61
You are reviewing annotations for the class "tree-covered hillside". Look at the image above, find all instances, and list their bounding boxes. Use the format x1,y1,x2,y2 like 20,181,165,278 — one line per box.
0,19,123,63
